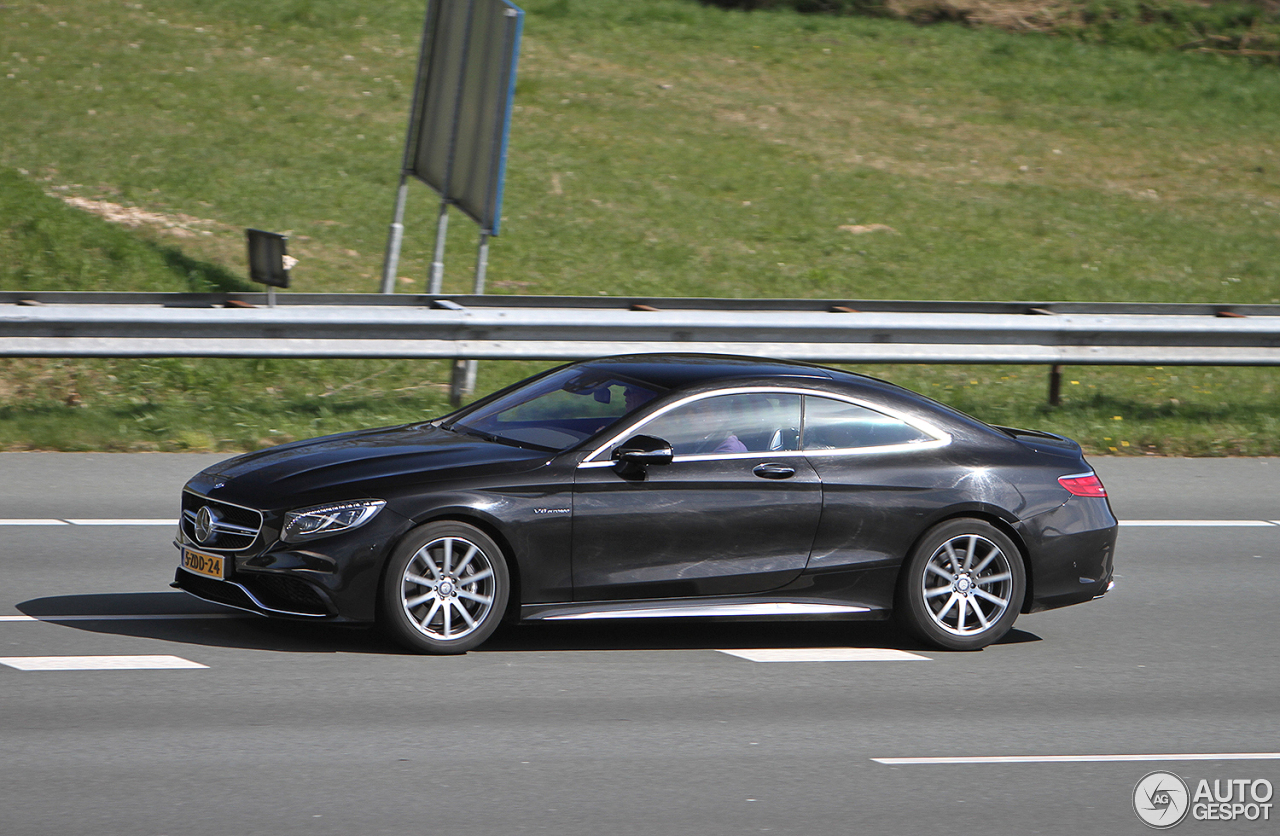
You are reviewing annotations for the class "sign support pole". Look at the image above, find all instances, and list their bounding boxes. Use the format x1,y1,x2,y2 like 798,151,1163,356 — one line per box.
379,175,411,294
428,197,450,295
473,231,490,295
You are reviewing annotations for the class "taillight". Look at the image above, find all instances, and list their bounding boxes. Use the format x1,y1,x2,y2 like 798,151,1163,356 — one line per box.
1059,472,1107,497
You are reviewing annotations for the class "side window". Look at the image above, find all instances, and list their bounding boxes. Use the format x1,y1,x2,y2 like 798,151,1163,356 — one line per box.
636,393,802,457
802,396,932,451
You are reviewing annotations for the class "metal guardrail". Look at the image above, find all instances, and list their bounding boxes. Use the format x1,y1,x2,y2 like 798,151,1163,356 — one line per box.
1,292,1277,366
4,291,1279,316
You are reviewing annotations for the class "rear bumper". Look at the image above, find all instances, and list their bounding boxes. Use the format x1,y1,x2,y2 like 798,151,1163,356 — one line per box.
1016,498,1117,613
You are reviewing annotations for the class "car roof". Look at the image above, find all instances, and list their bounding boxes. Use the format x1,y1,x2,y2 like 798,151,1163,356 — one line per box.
573,354,997,437
576,353,834,390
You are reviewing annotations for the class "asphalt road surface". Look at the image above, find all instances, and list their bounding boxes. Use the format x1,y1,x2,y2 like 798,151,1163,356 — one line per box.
1,453,1278,835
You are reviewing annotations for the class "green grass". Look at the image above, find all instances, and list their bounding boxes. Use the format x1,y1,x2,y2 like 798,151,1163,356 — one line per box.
0,168,249,292
0,356,457,452
0,0,1277,453
709,0,1280,58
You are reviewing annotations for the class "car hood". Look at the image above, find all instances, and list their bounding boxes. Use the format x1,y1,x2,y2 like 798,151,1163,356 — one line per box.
191,424,549,506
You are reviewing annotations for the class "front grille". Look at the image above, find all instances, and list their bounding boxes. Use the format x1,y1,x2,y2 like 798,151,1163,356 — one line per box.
181,491,263,552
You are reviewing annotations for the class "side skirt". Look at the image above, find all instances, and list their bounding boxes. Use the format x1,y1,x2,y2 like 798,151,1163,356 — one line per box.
521,599,886,622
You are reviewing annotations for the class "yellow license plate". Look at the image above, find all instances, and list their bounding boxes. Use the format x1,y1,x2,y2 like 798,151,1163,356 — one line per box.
181,548,224,579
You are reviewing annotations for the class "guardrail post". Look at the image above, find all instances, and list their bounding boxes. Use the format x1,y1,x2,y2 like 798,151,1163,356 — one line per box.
449,359,472,407
1048,364,1063,407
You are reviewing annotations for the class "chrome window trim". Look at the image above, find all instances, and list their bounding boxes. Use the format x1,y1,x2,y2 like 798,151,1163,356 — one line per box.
578,385,951,468
577,448,811,469
801,436,950,458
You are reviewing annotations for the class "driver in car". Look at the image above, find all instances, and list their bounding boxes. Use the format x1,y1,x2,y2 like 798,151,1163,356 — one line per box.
686,398,747,454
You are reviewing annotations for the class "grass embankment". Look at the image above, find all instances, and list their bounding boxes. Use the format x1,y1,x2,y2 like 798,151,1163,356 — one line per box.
0,167,248,292
709,0,1280,59
0,0,1277,453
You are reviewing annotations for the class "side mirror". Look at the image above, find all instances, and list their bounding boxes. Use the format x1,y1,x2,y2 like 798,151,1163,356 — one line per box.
612,435,673,468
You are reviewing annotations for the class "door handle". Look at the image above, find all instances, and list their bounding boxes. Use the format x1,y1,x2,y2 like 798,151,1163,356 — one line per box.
753,463,795,480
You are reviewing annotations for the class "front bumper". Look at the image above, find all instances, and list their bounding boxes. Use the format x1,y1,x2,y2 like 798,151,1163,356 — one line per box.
173,565,334,619
171,501,411,622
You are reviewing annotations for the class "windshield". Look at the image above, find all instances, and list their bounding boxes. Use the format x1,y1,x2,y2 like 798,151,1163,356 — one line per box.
445,367,666,452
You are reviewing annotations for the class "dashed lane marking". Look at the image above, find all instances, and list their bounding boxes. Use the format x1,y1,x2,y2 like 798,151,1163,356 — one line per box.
0,519,70,526
873,753,1280,765
0,519,176,526
65,519,177,526
718,648,930,662
0,518,1278,528
0,655,207,671
1120,520,1279,527
2,518,1278,527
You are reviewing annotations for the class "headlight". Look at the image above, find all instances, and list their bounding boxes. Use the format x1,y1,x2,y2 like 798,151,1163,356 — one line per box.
281,500,386,543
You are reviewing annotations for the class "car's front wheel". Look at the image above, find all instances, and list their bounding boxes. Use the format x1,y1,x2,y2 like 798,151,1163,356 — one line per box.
896,519,1025,651
380,521,510,654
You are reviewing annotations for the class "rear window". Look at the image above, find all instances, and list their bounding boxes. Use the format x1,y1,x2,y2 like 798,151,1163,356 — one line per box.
802,396,933,450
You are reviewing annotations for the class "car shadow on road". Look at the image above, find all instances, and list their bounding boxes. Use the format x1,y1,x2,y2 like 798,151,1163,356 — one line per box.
16,592,399,654
482,619,1041,653
16,592,1042,655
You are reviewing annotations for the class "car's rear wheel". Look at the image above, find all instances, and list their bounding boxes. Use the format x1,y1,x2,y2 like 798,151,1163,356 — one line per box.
897,519,1025,651
380,521,509,654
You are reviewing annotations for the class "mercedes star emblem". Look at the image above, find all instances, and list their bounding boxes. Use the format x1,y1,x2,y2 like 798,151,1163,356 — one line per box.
194,506,220,544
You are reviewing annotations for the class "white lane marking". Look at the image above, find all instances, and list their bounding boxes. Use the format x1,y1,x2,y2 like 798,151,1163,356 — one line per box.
0,655,207,671
1120,520,1278,527
0,519,70,526
0,518,177,526
874,753,1280,765
2,518,1278,528
719,648,930,662
0,613,246,622
65,519,177,526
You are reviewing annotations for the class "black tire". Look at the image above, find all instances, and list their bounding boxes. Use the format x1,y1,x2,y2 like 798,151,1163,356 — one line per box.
380,521,510,654
896,519,1026,651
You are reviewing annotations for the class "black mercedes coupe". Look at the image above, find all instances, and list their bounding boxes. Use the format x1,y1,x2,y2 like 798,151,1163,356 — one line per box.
173,354,1116,653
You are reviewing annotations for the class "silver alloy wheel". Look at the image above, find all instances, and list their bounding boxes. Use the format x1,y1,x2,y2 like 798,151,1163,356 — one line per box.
920,534,1015,637
400,535,498,642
